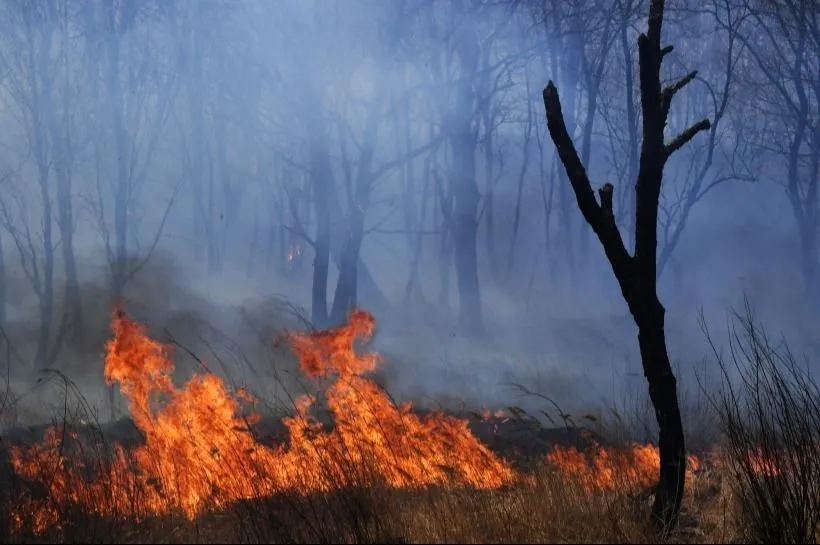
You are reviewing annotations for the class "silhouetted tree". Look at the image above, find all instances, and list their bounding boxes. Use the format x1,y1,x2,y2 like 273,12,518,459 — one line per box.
542,0,710,531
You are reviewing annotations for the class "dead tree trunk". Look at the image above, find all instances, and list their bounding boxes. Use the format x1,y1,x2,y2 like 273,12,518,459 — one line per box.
542,0,710,532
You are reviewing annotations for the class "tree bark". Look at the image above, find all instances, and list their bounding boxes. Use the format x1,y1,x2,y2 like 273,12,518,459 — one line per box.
542,0,710,532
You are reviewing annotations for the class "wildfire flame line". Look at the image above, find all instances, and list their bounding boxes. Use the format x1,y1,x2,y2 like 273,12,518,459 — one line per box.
545,443,702,492
9,307,516,532
6,307,783,535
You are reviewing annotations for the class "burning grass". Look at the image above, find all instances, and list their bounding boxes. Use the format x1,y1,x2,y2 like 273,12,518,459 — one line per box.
0,304,815,543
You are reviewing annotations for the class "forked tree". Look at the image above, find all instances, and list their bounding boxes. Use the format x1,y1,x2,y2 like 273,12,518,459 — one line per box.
542,0,710,532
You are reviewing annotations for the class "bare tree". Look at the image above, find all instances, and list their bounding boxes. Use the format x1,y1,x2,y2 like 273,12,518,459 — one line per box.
81,0,179,305
653,0,756,279
421,0,519,335
261,0,431,327
76,0,180,420
542,0,710,531
166,0,249,276
733,0,820,304
0,0,87,368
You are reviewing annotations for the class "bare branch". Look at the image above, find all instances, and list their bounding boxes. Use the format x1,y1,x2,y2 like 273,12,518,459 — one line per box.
661,70,698,117
542,81,632,274
665,119,711,157
542,82,604,228
598,183,615,218
124,173,185,284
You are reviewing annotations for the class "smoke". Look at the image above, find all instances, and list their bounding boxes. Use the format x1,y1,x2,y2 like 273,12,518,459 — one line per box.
0,0,815,433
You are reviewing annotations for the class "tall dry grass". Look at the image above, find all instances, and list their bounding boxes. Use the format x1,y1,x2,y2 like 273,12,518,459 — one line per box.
704,301,820,544
0,304,818,543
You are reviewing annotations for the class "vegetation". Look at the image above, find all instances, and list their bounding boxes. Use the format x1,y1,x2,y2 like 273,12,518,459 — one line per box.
0,0,816,543
0,303,817,544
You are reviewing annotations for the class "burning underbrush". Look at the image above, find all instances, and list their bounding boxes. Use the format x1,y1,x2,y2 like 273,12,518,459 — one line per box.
0,306,801,543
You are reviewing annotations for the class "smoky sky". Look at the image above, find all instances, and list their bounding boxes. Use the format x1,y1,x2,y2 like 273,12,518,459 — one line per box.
0,0,816,428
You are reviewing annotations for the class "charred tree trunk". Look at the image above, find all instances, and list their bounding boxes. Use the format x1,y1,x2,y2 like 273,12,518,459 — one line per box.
330,89,380,326
542,0,710,532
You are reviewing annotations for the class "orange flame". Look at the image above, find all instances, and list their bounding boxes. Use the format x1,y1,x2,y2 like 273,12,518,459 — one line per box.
545,443,701,492
9,307,517,532
480,407,507,421
746,449,780,477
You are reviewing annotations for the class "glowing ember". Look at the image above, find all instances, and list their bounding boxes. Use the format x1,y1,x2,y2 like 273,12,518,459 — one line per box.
286,244,302,264
9,307,517,532
545,442,701,492
480,407,507,421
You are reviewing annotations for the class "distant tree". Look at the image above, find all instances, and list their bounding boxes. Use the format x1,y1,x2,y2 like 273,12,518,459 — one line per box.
77,0,180,420
261,0,432,327
80,0,180,305
654,0,755,279
165,0,250,276
733,0,820,304
542,0,710,531
421,0,519,335
0,0,86,368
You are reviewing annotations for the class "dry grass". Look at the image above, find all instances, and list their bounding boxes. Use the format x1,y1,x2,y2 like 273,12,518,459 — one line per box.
0,408,746,544
1,304,818,544
0,463,708,544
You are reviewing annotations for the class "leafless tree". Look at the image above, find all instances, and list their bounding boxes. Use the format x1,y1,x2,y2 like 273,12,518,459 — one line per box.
543,0,710,531
80,0,180,304
733,0,820,303
0,0,88,368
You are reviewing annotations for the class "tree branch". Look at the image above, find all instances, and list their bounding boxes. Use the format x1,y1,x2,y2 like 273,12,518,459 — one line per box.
543,81,633,273
542,82,604,229
665,119,711,157
661,70,698,118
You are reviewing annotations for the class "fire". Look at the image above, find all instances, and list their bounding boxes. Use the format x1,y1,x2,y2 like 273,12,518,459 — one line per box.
9,307,517,532
286,244,301,264
746,449,780,477
480,407,507,421
545,442,701,492
10,305,780,536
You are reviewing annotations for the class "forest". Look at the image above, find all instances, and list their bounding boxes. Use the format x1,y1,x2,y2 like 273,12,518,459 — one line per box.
0,0,819,543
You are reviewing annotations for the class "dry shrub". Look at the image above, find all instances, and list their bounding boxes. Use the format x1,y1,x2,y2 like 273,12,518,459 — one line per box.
706,301,820,544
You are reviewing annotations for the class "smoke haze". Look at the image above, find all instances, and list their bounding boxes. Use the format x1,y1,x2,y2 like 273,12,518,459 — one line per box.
0,0,816,431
